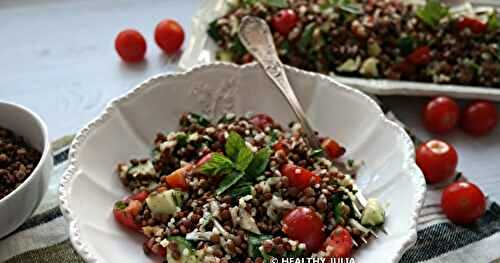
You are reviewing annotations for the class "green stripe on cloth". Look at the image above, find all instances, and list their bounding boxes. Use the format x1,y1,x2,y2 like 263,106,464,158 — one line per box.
5,240,84,263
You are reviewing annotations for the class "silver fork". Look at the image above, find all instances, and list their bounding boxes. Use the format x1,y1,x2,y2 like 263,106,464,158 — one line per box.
238,16,387,245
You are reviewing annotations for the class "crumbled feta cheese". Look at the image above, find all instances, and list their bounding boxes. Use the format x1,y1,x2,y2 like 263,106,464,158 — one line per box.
188,132,200,142
159,140,177,151
205,127,216,134
160,239,169,247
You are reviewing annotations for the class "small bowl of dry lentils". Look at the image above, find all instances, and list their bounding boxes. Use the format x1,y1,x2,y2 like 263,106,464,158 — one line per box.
0,101,53,238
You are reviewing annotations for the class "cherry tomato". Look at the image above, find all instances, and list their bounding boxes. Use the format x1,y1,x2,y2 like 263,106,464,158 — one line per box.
321,138,346,159
441,182,486,225
164,165,192,191
416,140,458,184
281,163,320,189
457,17,487,34
323,226,353,259
113,200,143,231
126,190,149,202
154,19,185,54
282,207,326,252
115,29,147,63
407,46,432,65
423,96,460,134
271,9,298,36
461,101,498,136
249,114,274,130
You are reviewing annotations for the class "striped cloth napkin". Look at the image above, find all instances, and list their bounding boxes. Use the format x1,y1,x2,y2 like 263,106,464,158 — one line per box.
0,113,499,263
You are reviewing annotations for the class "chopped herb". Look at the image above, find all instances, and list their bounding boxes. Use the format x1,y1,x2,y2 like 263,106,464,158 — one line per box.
263,0,288,8
347,159,355,167
199,153,234,176
298,23,316,53
398,36,415,56
246,147,272,178
207,20,221,42
416,0,449,28
310,148,324,158
216,171,245,195
218,113,236,124
243,0,258,5
167,236,194,250
176,133,188,147
189,113,211,127
248,234,273,259
279,40,291,55
115,201,127,210
230,37,247,58
488,11,499,31
338,3,363,14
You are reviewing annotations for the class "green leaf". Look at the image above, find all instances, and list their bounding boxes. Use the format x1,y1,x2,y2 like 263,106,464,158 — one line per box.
298,23,316,53
263,0,288,8
216,171,245,195
230,37,247,58
248,234,273,259
115,201,127,210
229,182,253,198
488,11,499,31
416,0,449,28
199,153,234,176
310,148,324,158
339,3,363,14
225,131,247,161
207,20,221,42
246,147,272,178
176,133,188,147
398,36,415,56
243,0,258,5
235,146,254,171
189,113,211,127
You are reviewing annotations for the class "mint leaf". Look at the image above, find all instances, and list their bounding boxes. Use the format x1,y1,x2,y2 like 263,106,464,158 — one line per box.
229,181,253,198
264,0,288,8
246,147,272,178
339,3,362,14
235,146,254,172
416,0,449,28
199,153,234,176
216,171,245,195
225,131,247,161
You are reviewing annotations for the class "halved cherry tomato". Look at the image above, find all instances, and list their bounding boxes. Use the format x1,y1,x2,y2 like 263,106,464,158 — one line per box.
165,165,192,191
281,164,320,189
321,138,346,159
407,46,432,65
323,226,353,259
416,140,458,184
154,19,185,54
457,17,487,34
423,96,460,134
126,190,149,202
115,29,147,63
461,101,498,136
113,200,143,231
442,182,486,225
271,9,298,36
250,114,274,130
282,207,326,252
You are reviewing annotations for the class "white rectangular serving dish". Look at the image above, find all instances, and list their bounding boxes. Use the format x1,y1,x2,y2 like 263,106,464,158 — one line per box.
179,0,500,101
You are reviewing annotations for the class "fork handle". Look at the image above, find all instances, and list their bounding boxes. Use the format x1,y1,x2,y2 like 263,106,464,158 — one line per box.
238,16,321,149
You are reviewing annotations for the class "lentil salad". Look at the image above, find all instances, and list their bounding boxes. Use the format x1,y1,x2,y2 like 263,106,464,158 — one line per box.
112,113,385,262
208,0,500,87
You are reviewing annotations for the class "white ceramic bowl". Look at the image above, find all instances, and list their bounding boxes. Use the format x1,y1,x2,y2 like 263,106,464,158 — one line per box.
0,101,53,238
59,63,426,263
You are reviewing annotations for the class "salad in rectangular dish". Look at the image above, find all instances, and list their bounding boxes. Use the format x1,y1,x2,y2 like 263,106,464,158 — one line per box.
112,112,385,262
207,0,500,88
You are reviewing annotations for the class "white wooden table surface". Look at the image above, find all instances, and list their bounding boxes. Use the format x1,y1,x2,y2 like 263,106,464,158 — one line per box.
1,0,499,201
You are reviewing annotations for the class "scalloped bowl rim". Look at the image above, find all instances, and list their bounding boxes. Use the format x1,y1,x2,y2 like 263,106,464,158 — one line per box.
59,62,426,263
